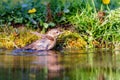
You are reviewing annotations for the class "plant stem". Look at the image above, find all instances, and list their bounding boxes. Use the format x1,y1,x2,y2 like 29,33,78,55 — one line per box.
100,4,103,11
107,5,110,11
91,0,96,14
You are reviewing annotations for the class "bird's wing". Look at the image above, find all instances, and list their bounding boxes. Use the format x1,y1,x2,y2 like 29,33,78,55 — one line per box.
23,38,50,50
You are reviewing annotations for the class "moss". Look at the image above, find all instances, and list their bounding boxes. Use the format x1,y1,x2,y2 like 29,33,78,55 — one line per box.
57,30,87,49
0,26,39,49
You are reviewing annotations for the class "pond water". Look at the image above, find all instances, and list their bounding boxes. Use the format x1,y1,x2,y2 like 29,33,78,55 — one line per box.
0,49,120,80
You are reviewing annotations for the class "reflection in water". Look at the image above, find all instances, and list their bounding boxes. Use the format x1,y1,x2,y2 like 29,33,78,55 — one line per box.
0,50,63,80
0,49,120,80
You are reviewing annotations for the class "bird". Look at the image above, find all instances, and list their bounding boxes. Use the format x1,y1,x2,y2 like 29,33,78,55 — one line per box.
23,28,63,51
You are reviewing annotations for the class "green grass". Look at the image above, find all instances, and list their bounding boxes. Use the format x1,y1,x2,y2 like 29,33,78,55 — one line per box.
68,6,120,48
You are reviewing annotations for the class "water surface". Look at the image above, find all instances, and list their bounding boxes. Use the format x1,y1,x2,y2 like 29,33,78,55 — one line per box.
0,49,120,80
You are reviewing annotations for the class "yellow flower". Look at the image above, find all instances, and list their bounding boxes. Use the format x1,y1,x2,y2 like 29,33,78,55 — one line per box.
102,0,110,5
28,8,36,13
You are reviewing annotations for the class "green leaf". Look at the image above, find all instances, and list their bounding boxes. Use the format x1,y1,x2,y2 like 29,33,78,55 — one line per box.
48,22,55,27
14,17,23,23
63,8,70,13
43,23,49,29
39,20,44,26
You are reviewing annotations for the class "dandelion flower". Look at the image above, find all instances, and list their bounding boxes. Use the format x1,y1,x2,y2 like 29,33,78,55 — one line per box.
102,0,110,5
28,8,36,13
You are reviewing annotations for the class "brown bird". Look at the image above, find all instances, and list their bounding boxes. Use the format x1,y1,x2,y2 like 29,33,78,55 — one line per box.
23,28,62,50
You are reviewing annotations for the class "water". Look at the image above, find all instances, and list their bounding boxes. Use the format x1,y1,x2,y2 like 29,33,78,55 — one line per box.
0,49,120,80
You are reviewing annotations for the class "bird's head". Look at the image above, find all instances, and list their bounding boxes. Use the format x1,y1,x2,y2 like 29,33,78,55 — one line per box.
46,28,63,38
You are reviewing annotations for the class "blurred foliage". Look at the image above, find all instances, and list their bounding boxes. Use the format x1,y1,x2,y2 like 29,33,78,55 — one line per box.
0,0,119,28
